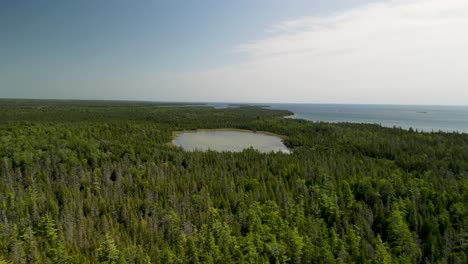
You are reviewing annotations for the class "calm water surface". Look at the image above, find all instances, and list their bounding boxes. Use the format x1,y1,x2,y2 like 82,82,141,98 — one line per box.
172,130,290,153
265,104,468,133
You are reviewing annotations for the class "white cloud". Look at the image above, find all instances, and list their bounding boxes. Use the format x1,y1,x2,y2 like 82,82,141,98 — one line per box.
156,0,468,104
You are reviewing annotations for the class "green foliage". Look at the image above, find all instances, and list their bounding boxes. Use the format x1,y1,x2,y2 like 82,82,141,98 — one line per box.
0,99,466,263
387,207,421,262
97,234,123,264
372,235,392,264
0,256,12,264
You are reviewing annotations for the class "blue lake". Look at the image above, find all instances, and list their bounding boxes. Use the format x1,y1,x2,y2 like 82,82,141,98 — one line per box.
268,104,468,133
206,103,468,133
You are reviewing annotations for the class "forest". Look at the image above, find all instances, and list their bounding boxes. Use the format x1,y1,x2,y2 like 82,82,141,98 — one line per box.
0,99,466,263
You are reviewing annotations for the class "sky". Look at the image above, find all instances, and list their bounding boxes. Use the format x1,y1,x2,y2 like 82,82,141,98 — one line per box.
1,0,467,105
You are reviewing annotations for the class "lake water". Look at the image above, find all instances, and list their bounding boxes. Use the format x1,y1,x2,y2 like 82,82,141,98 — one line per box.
265,104,468,134
172,130,290,153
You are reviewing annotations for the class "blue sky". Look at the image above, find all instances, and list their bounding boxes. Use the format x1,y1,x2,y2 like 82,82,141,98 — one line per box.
2,0,371,70
1,0,468,104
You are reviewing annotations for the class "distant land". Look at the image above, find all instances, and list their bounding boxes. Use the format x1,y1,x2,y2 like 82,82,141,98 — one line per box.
1,99,467,133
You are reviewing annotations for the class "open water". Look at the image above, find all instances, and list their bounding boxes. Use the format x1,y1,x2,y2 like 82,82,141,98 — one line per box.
267,104,468,133
206,103,468,133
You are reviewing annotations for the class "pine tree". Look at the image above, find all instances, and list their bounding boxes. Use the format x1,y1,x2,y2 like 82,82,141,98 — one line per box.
97,234,122,264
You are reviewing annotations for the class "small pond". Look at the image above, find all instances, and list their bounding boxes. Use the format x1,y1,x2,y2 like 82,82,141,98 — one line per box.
172,130,290,153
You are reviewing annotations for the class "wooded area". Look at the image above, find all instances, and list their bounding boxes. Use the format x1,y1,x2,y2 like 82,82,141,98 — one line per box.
0,99,466,263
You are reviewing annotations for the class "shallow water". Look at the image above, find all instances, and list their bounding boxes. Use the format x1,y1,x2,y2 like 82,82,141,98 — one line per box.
172,130,290,153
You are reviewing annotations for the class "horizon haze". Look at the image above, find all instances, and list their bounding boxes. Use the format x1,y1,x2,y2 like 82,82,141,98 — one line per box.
1,0,468,105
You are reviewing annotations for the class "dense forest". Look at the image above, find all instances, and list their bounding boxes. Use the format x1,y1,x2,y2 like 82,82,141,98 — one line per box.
0,99,466,263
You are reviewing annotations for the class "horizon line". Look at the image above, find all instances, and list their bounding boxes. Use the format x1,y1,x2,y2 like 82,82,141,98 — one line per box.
1,97,467,107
